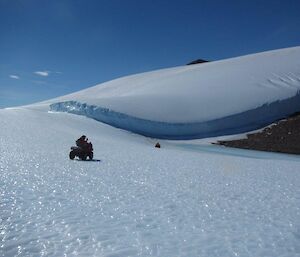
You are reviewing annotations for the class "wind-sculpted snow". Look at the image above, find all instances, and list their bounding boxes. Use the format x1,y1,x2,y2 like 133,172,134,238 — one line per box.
43,47,300,123
1,108,300,257
41,47,300,138
50,91,300,139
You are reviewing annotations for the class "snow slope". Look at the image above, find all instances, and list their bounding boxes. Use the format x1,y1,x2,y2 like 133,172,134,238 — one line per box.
1,107,300,257
44,47,300,139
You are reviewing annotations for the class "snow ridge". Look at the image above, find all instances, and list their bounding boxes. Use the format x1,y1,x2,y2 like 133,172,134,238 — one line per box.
45,47,300,139
50,91,300,139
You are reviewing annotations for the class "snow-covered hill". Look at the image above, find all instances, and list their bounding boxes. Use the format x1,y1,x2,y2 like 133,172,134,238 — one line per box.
41,46,300,139
1,47,300,256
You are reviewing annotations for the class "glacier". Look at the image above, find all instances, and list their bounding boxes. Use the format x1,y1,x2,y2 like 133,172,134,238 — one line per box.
45,47,300,139
50,91,300,139
1,46,300,257
1,107,300,257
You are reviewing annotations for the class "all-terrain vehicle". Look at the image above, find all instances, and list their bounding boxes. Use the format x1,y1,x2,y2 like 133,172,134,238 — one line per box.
69,142,93,161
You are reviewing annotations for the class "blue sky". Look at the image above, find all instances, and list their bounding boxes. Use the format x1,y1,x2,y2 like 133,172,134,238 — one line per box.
1,0,300,108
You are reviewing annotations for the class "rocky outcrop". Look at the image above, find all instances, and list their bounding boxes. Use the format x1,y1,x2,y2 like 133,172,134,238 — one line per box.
187,59,209,65
217,113,300,154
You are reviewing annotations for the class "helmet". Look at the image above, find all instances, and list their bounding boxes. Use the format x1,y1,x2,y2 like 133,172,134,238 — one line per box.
80,135,86,139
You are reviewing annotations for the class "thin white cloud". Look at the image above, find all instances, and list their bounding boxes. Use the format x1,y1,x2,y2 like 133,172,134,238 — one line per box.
33,70,62,76
9,75,20,79
34,71,49,77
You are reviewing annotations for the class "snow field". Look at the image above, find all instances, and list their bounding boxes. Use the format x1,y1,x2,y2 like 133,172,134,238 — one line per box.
1,108,300,257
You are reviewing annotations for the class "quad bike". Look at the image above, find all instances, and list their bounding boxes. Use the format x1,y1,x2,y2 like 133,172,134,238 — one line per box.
69,142,93,161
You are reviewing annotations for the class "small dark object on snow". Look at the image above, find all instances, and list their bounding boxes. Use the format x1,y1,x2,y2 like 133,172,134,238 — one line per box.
70,136,94,160
155,142,161,148
187,59,209,65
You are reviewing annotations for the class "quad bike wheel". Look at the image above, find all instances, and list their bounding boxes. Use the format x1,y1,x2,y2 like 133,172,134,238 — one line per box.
88,152,93,160
69,151,75,160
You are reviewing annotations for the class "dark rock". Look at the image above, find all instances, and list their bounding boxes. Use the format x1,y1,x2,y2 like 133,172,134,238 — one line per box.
216,113,300,155
187,59,209,65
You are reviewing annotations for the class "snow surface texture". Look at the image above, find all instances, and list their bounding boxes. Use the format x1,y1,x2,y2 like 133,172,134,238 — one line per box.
1,108,300,257
46,47,300,139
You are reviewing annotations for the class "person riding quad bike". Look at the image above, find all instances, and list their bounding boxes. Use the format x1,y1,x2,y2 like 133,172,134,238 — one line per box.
76,135,88,148
69,135,94,160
